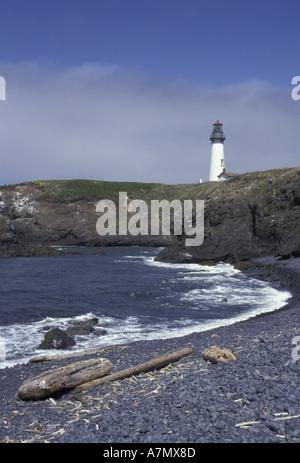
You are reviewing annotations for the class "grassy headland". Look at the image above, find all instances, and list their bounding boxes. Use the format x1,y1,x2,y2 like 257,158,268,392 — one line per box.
23,166,298,204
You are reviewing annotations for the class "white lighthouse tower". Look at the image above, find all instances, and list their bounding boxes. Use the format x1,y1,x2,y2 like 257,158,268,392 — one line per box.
209,120,226,181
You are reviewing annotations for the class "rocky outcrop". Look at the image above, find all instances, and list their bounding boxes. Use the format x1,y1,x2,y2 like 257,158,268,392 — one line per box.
0,181,175,255
155,167,300,264
38,328,76,350
38,319,108,350
1,167,300,263
65,318,107,337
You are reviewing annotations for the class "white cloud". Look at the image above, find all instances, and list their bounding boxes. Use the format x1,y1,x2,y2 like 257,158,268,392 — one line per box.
0,61,298,186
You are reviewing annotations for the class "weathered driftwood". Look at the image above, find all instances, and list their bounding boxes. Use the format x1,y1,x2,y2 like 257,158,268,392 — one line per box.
75,347,193,393
15,357,112,401
29,345,128,363
201,345,236,364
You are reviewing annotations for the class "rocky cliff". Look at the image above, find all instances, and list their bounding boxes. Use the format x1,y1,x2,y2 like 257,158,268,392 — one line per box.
0,180,175,255
156,167,300,264
1,168,300,263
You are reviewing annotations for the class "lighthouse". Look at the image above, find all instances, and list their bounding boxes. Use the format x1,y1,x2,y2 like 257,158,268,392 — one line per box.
209,120,226,181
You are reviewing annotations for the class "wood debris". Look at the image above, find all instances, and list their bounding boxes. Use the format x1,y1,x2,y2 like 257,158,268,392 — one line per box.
74,347,193,393
15,357,112,401
201,346,236,364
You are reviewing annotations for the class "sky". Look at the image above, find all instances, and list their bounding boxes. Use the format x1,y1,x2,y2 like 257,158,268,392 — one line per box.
0,0,299,185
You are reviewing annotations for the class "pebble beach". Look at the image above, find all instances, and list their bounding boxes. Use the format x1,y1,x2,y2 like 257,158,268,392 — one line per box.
1,257,300,444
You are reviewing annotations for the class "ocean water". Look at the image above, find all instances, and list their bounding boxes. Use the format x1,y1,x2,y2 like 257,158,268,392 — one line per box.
0,246,292,368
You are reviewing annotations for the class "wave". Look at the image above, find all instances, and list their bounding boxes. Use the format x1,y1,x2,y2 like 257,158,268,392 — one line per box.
0,247,292,369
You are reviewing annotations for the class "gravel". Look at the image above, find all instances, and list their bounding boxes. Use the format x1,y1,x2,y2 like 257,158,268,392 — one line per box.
1,258,300,443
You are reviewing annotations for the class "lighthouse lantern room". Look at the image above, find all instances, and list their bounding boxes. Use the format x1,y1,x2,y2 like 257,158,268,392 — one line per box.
209,120,226,181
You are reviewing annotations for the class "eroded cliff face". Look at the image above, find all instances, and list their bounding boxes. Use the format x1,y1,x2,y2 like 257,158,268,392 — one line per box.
1,167,300,263
155,167,300,264
0,182,174,255
0,183,99,247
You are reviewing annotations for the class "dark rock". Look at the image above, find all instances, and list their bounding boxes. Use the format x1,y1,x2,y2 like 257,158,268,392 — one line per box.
93,251,106,256
65,326,94,336
200,260,216,266
137,427,148,434
234,261,257,271
0,244,79,258
73,318,99,328
266,421,281,433
37,328,76,350
93,329,108,337
65,318,99,336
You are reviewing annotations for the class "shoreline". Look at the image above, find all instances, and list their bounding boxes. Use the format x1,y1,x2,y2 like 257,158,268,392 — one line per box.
0,248,292,371
1,256,300,443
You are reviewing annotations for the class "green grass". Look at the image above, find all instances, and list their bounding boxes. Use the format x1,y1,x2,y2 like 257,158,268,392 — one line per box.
3,166,298,205
29,179,215,203
30,179,161,202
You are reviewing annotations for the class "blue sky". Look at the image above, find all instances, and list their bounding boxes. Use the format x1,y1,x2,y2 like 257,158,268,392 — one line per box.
0,0,299,184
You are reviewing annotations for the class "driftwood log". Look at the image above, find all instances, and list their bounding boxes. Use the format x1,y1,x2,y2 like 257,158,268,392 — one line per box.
75,347,193,393
15,357,112,401
29,345,128,363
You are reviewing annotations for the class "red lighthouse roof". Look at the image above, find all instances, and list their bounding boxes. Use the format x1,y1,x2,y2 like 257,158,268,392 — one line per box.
214,120,222,125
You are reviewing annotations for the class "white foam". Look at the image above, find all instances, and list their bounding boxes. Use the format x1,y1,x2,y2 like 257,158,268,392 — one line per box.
1,281,291,370
0,251,292,369
145,255,241,277
0,312,112,368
